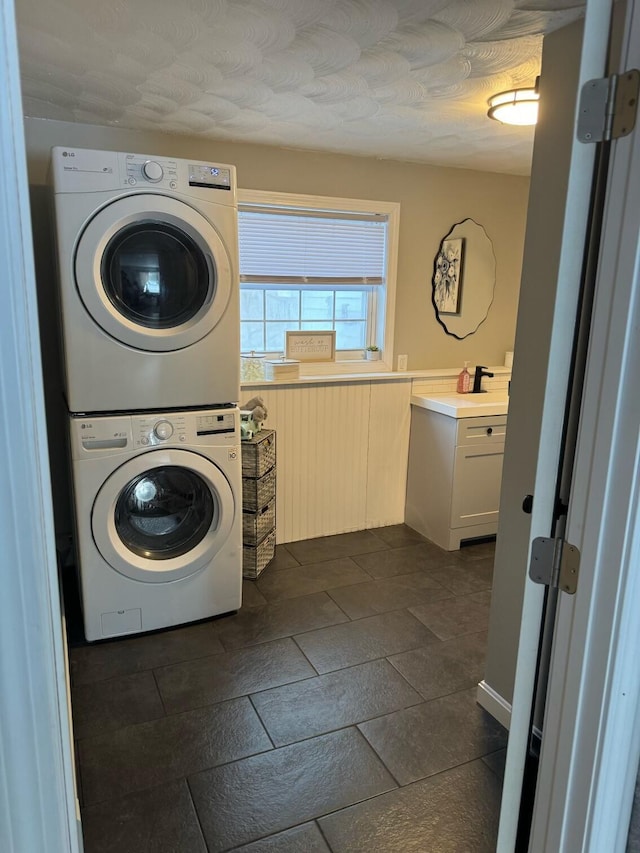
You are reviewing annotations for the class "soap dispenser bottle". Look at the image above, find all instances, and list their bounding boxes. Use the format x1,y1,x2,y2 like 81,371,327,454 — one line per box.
457,361,471,394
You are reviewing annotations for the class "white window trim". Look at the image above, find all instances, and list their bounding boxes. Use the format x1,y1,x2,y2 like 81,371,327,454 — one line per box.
237,188,400,373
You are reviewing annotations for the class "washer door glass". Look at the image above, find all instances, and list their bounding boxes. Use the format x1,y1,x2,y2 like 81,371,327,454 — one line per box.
102,223,209,330
115,466,215,559
75,194,233,352
92,448,236,582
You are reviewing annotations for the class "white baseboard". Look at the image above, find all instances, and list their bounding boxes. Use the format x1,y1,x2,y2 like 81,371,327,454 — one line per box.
477,680,512,729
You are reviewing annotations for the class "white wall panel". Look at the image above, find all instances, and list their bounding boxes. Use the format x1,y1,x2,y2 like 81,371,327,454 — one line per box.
243,379,411,543
366,380,412,529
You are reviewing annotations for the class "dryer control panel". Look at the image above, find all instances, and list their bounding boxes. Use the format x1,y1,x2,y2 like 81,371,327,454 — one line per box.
50,146,236,201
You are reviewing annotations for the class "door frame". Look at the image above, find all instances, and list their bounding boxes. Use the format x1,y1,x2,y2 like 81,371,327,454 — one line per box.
529,0,640,846
0,0,81,850
497,1,614,845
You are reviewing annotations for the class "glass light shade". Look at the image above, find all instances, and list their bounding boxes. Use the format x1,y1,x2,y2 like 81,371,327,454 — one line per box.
488,87,539,126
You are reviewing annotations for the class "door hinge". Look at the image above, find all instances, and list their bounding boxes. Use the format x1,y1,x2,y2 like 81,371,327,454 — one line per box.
577,69,639,143
529,537,580,594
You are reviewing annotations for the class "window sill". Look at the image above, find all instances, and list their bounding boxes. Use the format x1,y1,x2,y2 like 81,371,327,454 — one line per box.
239,365,513,391
241,368,418,389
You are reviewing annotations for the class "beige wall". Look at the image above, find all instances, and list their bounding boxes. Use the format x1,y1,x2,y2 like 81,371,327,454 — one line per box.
23,117,529,537
24,117,529,370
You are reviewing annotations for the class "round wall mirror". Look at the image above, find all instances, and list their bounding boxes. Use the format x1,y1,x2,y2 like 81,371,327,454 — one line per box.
432,218,496,339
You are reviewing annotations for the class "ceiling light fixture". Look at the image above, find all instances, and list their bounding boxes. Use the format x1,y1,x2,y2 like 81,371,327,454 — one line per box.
487,78,540,126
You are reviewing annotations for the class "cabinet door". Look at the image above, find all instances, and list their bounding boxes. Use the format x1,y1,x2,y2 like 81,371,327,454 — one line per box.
450,441,505,529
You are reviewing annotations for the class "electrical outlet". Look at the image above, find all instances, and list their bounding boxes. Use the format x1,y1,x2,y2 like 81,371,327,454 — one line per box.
397,354,408,371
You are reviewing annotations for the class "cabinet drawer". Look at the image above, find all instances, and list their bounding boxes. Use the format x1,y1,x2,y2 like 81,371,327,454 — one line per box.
456,415,507,446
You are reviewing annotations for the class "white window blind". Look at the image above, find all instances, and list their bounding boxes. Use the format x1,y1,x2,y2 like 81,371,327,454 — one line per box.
238,209,387,284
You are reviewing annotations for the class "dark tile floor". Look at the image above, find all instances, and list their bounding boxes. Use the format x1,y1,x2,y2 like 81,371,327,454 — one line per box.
67,525,507,853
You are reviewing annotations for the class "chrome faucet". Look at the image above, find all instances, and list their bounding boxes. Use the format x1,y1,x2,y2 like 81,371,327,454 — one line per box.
472,365,494,393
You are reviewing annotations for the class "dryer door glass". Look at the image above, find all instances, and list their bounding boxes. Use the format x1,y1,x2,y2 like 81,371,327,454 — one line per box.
102,222,211,329
115,466,216,559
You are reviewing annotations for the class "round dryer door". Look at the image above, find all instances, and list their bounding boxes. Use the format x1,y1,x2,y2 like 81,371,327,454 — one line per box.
75,194,232,352
92,449,236,582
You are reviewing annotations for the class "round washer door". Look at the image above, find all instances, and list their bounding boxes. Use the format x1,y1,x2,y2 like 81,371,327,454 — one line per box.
92,449,235,582
75,194,232,352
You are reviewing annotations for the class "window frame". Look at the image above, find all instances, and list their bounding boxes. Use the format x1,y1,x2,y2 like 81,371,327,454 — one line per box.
237,188,400,372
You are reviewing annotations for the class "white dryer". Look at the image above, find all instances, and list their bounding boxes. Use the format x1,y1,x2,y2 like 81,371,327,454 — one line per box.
69,406,242,641
51,146,239,413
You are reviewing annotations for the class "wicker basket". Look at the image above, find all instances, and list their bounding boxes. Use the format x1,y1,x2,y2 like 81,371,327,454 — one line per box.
242,499,276,546
243,530,276,579
242,466,276,512
241,430,276,479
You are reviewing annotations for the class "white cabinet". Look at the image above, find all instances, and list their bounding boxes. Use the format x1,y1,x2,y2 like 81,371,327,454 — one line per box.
405,405,507,550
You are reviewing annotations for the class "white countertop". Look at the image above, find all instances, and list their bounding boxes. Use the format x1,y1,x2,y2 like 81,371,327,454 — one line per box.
411,391,509,419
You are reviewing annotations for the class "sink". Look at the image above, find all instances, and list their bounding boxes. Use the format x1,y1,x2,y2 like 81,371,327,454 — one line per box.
411,391,509,418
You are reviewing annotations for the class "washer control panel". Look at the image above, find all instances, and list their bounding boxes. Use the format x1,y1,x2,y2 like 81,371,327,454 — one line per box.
70,408,240,458
134,414,187,447
132,409,239,447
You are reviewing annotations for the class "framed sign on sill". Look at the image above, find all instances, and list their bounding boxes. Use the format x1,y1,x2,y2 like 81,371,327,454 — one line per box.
285,331,336,362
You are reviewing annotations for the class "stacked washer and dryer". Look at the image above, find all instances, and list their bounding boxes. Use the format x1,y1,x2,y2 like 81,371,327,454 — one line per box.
50,147,243,642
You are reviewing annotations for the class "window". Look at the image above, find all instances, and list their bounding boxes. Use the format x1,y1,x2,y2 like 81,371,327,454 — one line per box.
237,190,399,364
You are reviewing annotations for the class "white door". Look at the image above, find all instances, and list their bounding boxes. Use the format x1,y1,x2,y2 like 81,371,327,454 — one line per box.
498,1,640,849
0,0,81,850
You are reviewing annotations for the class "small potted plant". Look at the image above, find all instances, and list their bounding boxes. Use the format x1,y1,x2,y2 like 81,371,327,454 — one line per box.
365,345,381,361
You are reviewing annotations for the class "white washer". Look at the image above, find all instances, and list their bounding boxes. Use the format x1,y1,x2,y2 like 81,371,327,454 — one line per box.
51,146,239,413
69,406,242,641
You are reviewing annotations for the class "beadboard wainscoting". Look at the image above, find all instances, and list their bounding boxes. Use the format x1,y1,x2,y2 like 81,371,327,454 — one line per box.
241,379,412,543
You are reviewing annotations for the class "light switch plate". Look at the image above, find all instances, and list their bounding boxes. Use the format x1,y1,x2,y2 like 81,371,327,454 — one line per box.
397,354,408,371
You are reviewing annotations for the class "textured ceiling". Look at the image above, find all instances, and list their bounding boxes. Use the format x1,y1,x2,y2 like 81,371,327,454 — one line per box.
16,0,584,175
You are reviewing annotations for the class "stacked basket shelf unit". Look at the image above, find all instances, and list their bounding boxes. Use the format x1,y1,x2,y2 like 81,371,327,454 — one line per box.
241,429,276,579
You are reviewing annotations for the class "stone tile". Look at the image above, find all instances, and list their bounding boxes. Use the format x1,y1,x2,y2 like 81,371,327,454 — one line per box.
294,610,438,674
81,779,207,853
252,659,423,746
79,697,272,805
70,621,225,686
189,728,396,852
155,638,316,714
217,592,349,651
268,544,301,571
409,594,491,641
318,760,501,852
352,543,457,579
425,557,494,595
242,579,268,608
371,525,428,548
358,688,507,785
229,822,330,852
71,671,165,740
327,573,452,620
482,747,507,780
389,631,488,700
285,530,388,565
256,557,371,602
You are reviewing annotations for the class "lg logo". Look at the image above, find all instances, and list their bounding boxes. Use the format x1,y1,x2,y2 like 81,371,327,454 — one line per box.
61,151,75,157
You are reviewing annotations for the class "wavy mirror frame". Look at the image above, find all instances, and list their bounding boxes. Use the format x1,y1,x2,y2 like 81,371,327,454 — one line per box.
431,218,496,340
